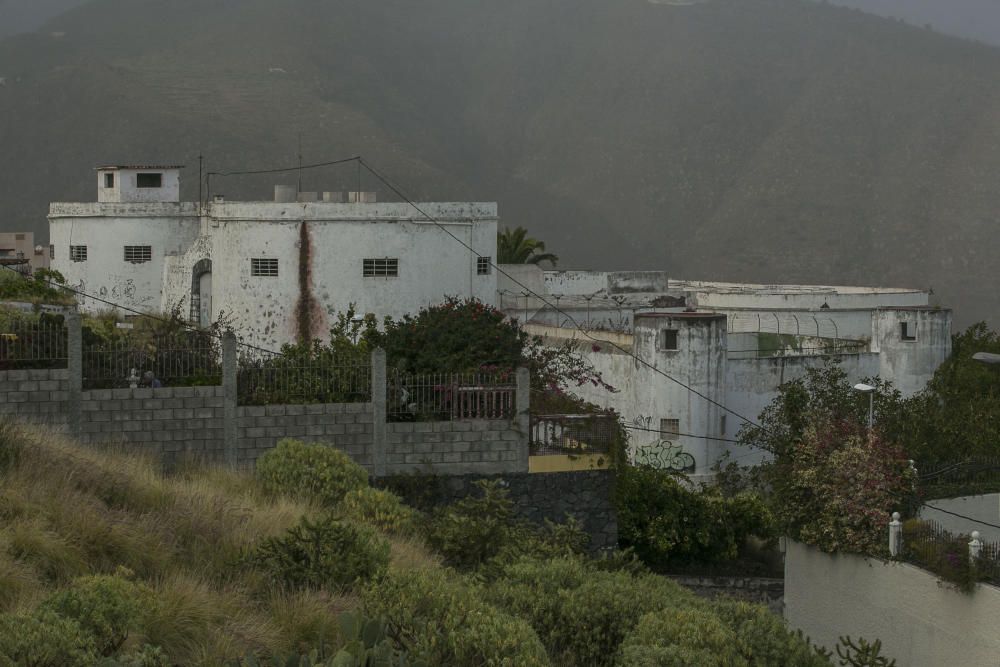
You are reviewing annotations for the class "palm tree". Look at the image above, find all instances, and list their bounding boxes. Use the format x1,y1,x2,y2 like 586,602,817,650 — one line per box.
497,227,558,266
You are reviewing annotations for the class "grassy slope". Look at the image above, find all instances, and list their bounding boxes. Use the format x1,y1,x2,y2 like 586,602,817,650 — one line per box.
0,0,999,325
0,421,439,665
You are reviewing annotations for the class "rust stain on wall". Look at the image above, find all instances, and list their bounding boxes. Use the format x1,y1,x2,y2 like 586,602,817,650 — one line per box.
293,221,325,343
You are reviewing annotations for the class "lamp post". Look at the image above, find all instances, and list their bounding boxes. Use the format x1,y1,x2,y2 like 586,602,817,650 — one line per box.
853,383,876,431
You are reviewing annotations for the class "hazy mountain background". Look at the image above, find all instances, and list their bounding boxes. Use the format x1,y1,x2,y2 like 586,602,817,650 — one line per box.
821,0,1000,46
1,0,999,328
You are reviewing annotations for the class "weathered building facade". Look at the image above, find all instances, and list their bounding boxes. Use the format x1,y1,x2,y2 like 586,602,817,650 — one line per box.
49,166,498,348
502,268,952,474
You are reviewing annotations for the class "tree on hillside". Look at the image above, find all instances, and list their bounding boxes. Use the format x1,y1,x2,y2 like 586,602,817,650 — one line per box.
497,227,558,267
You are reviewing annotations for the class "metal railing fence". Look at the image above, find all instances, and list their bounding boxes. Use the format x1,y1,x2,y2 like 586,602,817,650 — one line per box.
529,413,616,456
237,348,371,406
918,458,1000,499
82,336,222,389
0,317,68,370
388,370,515,421
893,516,1000,589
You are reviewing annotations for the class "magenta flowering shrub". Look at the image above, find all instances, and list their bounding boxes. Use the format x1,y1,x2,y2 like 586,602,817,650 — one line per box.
772,418,915,555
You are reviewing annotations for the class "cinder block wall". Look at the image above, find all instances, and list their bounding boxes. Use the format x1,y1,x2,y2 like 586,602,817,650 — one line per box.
0,369,70,427
237,403,374,468
386,420,525,475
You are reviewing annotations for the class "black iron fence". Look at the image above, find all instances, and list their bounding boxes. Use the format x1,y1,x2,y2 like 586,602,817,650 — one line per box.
529,413,616,457
919,458,1000,500
82,337,222,389
899,518,1000,591
237,348,371,406
0,317,68,370
388,370,515,422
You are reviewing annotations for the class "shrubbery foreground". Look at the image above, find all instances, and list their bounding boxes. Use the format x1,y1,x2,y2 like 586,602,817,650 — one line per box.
0,423,834,666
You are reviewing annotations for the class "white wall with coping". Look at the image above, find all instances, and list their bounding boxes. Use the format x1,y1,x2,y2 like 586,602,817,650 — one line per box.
921,494,1000,543
784,540,1000,667
96,168,182,204
872,308,952,396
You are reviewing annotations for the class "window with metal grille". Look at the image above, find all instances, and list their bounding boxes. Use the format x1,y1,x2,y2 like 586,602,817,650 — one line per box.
660,418,680,436
477,256,492,275
659,329,679,351
14,233,24,241
70,245,87,262
136,173,162,188
363,258,398,277
49,245,54,259
251,258,279,277
124,245,152,264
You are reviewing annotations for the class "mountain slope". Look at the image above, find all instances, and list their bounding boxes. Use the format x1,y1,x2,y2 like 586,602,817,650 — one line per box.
821,0,1000,46
1,0,999,327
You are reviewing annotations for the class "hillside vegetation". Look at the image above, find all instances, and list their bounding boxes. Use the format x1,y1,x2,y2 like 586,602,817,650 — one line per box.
1,0,999,326
0,420,834,665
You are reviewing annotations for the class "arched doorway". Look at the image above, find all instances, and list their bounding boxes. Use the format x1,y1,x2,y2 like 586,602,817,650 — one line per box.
190,259,212,327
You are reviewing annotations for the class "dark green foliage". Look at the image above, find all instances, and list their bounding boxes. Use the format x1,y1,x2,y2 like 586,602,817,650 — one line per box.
96,645,171,667
496,227,558,266
332,611,426,667
425,480,588,573
486,556,696,667
615,465,773,569
256,439,369,507
900,519,980,592
0,269,73,305
361,569,550,666
40,572,153,656
0,609,97,667
618,607,744,666
710,599,831,666
248,516,389,590
836,636,897,667
0,418,23,474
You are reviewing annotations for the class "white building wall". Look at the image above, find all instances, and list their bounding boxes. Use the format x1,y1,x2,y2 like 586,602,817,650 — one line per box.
872,308,952,397
97,168,181,204
49,203,201,312
785,540,1000,667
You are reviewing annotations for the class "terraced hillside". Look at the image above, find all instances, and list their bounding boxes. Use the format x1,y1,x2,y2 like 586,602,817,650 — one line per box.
1,0,1000,326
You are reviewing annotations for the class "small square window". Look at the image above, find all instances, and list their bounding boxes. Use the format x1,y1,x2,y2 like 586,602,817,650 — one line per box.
104,173,115,188
659,329,679,351
477,256,492,275
49,244,54,259
70,245,87,262
14,233,24,241
136,173,162,188
251,258,279,277
124,245,152,264
363,258,398,277
660,419,680,436
901,322,917,341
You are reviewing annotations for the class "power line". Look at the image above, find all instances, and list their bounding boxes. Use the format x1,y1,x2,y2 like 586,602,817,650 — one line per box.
206,155,360,178
358,157,768,433
0,263,281,357
919,503,1000,532
622,424,741,444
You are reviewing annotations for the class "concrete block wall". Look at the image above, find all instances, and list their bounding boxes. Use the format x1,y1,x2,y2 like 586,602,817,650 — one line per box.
0,368,70,427
236,403,374,468
385,420,526,475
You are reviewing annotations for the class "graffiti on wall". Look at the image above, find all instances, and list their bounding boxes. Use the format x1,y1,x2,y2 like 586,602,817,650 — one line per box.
630,415,696,473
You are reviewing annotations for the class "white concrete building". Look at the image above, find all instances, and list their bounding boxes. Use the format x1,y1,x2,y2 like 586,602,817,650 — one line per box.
50,166,499,349
501,268,952,474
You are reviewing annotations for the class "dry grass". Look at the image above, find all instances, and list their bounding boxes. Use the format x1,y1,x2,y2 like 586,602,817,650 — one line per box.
0,420,386,662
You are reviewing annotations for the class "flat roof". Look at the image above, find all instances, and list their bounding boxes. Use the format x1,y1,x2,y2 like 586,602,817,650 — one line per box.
95,165,185,171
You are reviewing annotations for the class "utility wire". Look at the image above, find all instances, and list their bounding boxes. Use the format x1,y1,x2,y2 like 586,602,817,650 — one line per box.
357,157,769,434
622,424,741,444
918,504,1000,532
0,263,282,357
207,155,360,178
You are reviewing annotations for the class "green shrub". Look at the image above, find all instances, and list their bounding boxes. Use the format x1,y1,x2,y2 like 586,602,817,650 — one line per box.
710,599,829,666
0,609,97,667
361,568,549,666
97,645,171,667
426,480,588,574
618,608,743,666
256,439,368,506
615,465,773,569
339,487,418,535
486,556,696,667
40,571,153,656
248,515,389,590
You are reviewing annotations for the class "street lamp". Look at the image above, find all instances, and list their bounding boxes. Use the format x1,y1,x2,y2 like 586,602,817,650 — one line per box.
853,383,875,431
973,352,1000,365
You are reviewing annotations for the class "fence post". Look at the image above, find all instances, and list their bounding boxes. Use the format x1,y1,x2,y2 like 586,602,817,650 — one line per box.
889,511,902,558
371,348,387,478
516,366,530,472
970,531,982,564
66,312,82,438
222,331,238,469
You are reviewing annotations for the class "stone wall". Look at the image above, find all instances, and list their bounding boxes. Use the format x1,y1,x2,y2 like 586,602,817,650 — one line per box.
668,575,785,615
381,469,618,551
